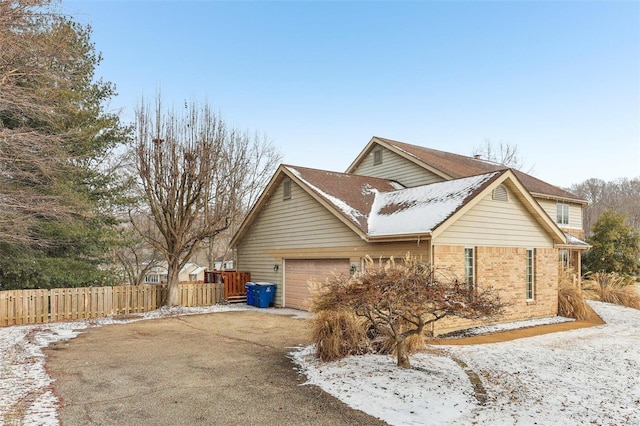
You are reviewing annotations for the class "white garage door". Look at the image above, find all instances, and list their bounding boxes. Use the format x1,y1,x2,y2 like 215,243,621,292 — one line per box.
284,259,350,311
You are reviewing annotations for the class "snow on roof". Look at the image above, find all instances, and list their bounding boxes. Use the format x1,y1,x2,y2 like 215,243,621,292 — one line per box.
287,166,370,224
368,172,500,236
563,232,589,246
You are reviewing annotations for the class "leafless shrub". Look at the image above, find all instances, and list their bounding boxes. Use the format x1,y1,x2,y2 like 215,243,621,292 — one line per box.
311,254,505,368
311,310,370,362
557,268,590,320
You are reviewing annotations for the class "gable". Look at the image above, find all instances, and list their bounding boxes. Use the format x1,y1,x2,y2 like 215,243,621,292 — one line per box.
350,144,445,187
434,183,555,247
349,136,587,204
236,177,366,251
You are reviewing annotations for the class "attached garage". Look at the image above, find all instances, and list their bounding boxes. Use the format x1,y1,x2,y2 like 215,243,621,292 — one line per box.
284,259,350,310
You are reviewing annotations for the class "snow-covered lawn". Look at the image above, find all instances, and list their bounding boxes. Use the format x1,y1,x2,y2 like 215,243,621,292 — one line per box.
293,301,640,425
1,301,638,425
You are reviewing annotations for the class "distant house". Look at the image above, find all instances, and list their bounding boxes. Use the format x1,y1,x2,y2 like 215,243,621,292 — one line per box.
179,263,206,282
143,262,206,284
213,255,234,271
230,136,589,334
144,265,168,284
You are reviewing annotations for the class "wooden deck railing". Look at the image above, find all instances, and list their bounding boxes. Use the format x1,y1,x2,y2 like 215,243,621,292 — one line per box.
205,271,251,303
0,283,224,327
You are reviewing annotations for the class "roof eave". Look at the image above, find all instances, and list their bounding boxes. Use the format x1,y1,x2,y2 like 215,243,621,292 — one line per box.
530,192,589,205
366,233,433,243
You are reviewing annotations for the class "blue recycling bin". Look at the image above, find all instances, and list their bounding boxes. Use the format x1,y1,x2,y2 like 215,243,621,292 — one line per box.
245,282,255,306
253,283,276,308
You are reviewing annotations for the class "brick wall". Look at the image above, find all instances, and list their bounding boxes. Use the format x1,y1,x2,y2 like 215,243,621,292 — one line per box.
431,245,558,336
562,228,585,240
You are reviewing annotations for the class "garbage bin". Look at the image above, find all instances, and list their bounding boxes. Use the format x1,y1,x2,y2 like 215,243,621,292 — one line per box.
245,282,255,306
253,283,276,308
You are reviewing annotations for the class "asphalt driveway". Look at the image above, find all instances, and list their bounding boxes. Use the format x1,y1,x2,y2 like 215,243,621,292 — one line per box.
44,310,386,425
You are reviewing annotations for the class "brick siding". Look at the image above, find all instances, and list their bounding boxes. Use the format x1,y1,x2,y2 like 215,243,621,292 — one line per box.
432,245,558,336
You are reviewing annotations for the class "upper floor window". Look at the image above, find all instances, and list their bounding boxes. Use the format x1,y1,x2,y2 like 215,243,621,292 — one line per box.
283,179,291,200
373,148,382,165
492,184,509,202
557,203,569,225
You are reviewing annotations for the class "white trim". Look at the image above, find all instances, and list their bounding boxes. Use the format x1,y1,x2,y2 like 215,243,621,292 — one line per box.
526,248,535,301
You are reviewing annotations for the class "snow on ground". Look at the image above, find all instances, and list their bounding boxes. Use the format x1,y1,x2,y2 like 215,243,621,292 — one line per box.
292,301,640,425
0,303,253,425
1,301,638,426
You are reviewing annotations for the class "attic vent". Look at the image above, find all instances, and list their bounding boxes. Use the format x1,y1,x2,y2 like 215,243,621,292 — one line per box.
373,148,382,165
492,184,508,202
283,179,291,200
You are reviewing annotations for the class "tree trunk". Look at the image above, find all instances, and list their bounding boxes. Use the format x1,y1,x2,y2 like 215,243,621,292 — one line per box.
396,336,411,368
165,262,180,306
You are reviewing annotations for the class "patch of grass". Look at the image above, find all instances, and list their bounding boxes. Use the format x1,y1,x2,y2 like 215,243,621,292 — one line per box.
311,310,370,362
582,272,640,310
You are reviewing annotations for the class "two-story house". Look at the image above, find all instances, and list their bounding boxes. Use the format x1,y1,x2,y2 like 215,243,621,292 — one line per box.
230,136,589,334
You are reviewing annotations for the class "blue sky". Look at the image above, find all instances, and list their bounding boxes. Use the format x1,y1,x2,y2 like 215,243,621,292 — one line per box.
64,1,640,187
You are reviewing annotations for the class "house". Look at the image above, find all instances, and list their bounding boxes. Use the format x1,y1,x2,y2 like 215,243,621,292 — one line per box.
179,263,206,283
230,136,589,334
144,264,168,284
143,262,206,284
213,255,235,271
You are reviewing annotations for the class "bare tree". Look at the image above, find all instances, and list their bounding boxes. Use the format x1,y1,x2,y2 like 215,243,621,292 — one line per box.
112,220,164,286
473,139,532,172
312,255,505,368
133,96,280,305
570,177,640,237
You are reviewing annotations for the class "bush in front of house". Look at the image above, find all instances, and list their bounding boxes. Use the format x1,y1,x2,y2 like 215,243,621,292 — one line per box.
310,254,504,368
557,268,591,320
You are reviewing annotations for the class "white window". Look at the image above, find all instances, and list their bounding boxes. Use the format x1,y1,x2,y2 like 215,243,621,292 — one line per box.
283,179,291,200
189,273,197,281
526,249,535,301
557,203,569,225
145,274,159,284
559,250,569,269
373,149,382,165
464,247,475,290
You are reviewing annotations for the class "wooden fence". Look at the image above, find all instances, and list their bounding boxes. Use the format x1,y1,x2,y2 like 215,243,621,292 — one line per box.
0,283,224,327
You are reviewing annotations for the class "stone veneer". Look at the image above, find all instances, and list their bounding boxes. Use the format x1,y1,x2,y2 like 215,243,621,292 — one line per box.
431,245,558,336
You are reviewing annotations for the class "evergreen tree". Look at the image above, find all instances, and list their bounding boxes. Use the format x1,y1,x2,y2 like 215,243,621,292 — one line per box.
583,211,640,277
0,0,131,289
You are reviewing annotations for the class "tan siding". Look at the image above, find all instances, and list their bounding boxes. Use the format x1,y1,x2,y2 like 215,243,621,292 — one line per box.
537,198,583,231
236,180,433,306
351,146,445,187
436,188,554,247
237,179,367,305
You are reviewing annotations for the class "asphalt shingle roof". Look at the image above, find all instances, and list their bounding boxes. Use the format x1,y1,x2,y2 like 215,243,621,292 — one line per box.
376,137,585,203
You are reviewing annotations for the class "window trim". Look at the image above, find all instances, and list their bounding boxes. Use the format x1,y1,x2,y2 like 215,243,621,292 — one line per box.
526,248,535,301
557,203,569,226
464,247,475,290
559,249,569,269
